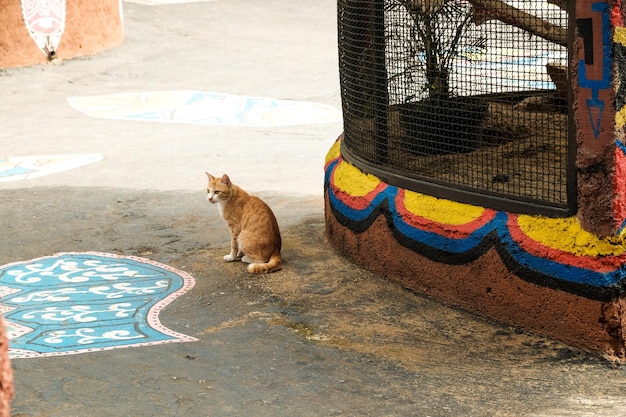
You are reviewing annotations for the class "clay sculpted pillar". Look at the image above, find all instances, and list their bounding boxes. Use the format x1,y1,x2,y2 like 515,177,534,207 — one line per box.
574,0,626,236
0,0,124,68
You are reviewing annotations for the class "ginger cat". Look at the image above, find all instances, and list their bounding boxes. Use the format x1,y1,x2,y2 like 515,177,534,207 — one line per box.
206,173,282,274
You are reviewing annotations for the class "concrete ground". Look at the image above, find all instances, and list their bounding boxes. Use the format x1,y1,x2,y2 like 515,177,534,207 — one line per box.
2,1,626,416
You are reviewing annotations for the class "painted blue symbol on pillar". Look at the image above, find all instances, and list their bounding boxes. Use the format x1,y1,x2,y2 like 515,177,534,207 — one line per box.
578,2,612,139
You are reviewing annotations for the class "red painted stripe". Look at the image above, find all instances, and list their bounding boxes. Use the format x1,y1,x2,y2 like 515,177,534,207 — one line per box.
507,214,626,272
394,189,497,239
328,160,387,211
612,0,624,28
613,147,626,229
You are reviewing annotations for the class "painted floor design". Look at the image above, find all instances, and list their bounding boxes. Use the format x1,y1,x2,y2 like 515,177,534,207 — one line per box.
325,139,626,302
0,252,197,359
0,154,102,182
67,90,343,127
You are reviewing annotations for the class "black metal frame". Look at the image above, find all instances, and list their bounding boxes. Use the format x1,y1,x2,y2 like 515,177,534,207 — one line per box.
337,0,577,217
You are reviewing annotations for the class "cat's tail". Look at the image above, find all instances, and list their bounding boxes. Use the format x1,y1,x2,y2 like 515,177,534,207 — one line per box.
247,253,282,274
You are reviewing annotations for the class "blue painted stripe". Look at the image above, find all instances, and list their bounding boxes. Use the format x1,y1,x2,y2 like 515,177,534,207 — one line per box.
389,194,501,254
325,158,389,223
327,181,389,223
324,158,626,289
496,225,621,287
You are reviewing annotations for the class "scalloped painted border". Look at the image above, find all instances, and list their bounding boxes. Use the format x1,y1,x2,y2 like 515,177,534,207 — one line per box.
325,140,626,301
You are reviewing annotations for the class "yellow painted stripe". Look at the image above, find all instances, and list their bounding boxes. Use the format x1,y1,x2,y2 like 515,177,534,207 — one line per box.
516,215,626,257
617,105,626,129
325,140,342,164
402,190,486,225
615,27,626,47
333,160,382,197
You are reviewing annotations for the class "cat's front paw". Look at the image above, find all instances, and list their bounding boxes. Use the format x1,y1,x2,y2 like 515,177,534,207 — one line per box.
224,254,236,262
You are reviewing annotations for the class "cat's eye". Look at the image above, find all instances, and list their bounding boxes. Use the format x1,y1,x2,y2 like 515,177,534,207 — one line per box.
214,190,220,194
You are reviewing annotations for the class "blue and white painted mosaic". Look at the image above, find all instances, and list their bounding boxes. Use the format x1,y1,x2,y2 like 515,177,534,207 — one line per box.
0,154,102,182
67,90,342,127
0,252,197,358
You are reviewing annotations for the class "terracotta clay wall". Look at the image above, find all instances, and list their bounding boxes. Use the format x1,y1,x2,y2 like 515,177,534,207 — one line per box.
324,138,626,360
0,0,123,68
574,0,626,236
324,0,626,361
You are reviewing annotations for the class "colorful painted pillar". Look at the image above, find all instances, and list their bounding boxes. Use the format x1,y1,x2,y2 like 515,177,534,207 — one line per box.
575,0,626,236
325,0,626,361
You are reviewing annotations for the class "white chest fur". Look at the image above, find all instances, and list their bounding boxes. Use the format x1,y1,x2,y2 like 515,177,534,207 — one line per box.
217,200,226,218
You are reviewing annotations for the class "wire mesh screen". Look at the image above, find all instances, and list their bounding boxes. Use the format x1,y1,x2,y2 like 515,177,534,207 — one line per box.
338,0,572,214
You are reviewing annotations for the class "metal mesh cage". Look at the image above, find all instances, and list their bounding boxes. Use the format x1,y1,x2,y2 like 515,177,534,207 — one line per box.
338,0,574,215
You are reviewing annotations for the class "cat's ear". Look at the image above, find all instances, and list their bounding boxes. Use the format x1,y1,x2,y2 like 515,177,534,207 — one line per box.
220,174,231,186
206,172,215,181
